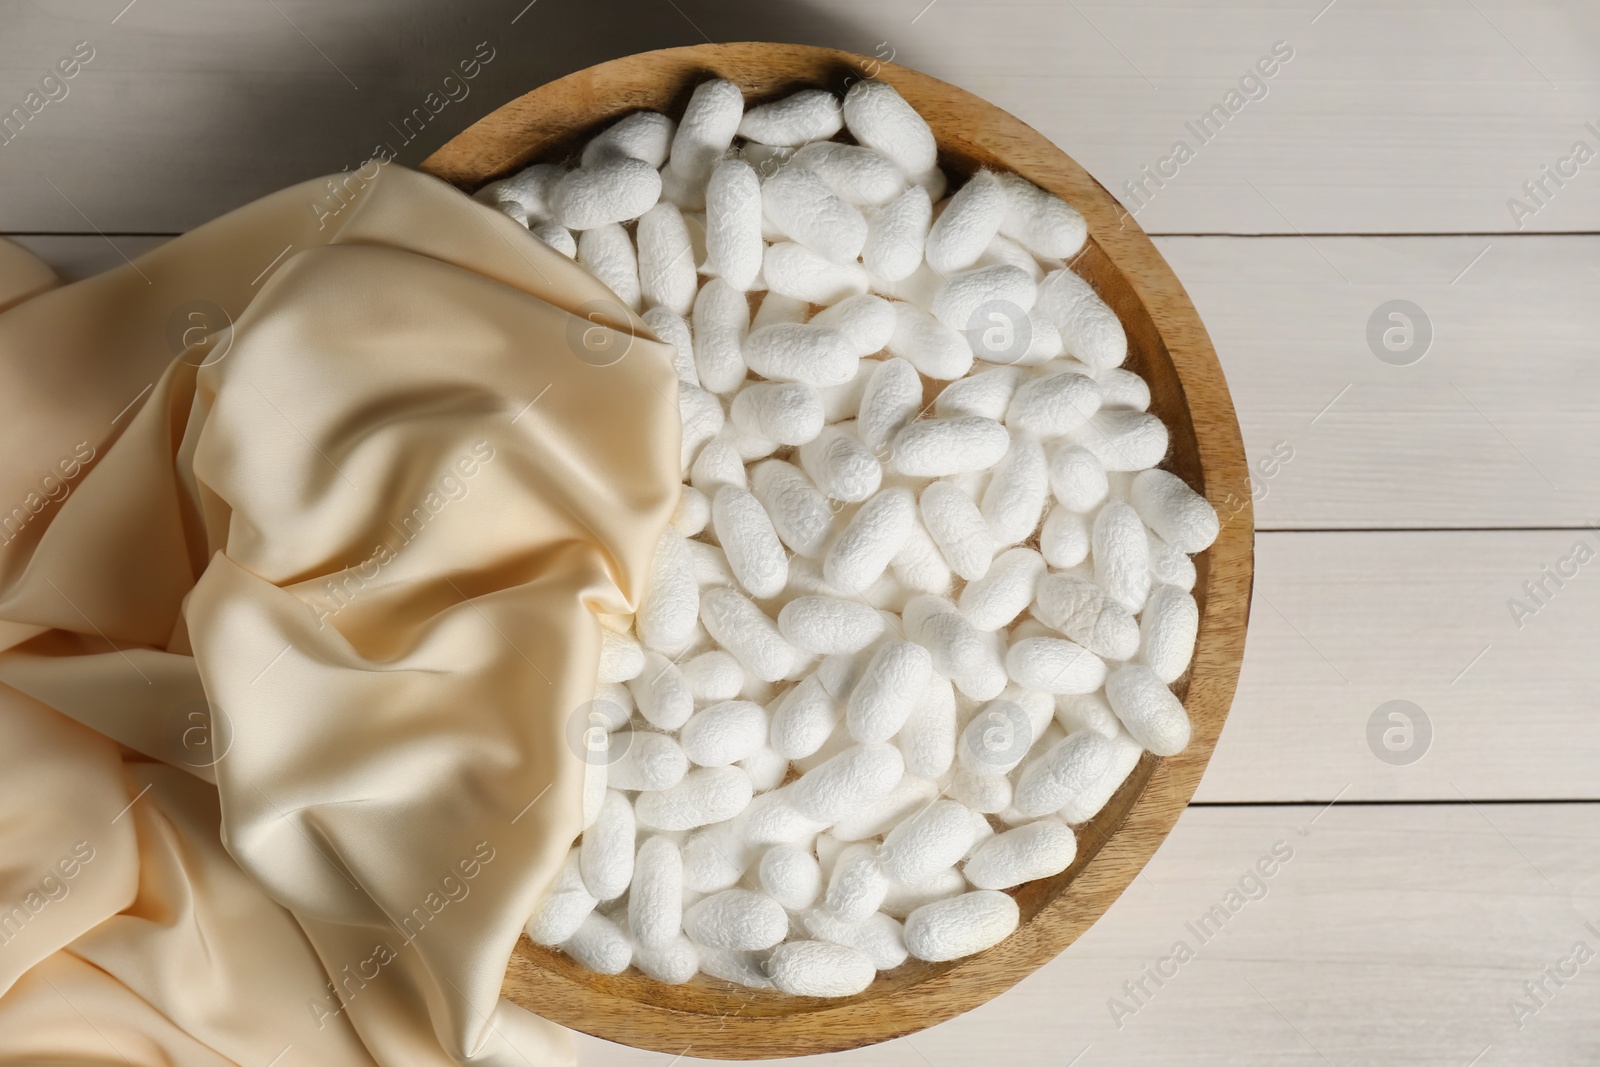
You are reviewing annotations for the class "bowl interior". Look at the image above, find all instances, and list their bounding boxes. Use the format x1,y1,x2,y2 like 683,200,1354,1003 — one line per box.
422,42,1252,1060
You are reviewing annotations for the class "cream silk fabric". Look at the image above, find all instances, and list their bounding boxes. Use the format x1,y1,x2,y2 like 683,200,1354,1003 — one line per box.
0,165,680,1064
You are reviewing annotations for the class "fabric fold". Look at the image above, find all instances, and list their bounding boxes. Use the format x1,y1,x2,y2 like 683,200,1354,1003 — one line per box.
0,165,680,1065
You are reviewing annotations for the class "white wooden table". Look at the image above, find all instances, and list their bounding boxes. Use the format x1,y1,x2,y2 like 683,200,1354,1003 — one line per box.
6,1,1599,1062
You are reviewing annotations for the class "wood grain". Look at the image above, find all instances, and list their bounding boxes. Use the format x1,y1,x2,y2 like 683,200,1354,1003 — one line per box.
3,0,1598,235
421,42,1252,1058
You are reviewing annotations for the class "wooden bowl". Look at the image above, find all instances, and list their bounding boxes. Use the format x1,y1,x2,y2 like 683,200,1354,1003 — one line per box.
421,42,1254,1060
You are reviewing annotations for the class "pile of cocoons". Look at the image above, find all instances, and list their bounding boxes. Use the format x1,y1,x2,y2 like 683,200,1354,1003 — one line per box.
492,77,1220,997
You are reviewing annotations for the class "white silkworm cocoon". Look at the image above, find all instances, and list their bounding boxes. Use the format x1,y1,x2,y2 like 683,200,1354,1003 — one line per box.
577,222,642,312
929,264,1037,333
892,510,954,596
700,586,799,682
1006,370,1102,438
920,480,995,581
948,766,1012,814
903,594,1008,700
582,110,676,168
476,163,561,218
817,357,873,423
977,233,1045,282
1005,636,1107,695
552,157,662,230
740,743,790,792
862,185,933,281
750,459,835,558
1130,469,1219,553
958,546,1045,631
743,321,858,388
633,934,699,984
530,220,577,258
629,835,684,949
778,595,886,655
878,867,966,919
831,774,941,842
825,487,916,594
1033,572,1140,660
713,483,788,599
842,79,937,176
886,302,974,381
1066,410,1169,472
692,278,751,395
904,890,1019,962
685,539,734,588
1048,444,1109,512
1039,504,1090,569
762,240,871,304
682,823,753,892
678,383,724,473
787,742,905,823
856,358,924,455
801,907,909,969
936,365,1026,422
981,433,1048,546
996,172,1087,258
564,912,632,974
924,170,1006,274
581,790,636,900
598,628,644,683
526,849,597,945
607,729,689,792
896,674,957,779
792,141,907,205
1092,501,1153,612
664,79,744,206
845,640,934,744
636,202,697,316
739,88,843,145
680,700,769,767
690,435,749,496
642,305,697,387
1057,729,1144,824
963,818,1077,890
767,940,876,996
762,164,869,265
825,843,890,921
1105,663,1191,757
890,417,1009,477
1097,366,1152,411
769,675,839,760
635,766,755,831
799,424,883,503
878,800,985,886
811,293,897,358
759,843,823,911
637,530,699,657
731,381,825,445
1149,530,1198,592
1012,731,1115,818
1037,268,1127,370
737,790,829,847
1140,584,1200,684
684,650,745,703
702,158,764,291
683,888,789,951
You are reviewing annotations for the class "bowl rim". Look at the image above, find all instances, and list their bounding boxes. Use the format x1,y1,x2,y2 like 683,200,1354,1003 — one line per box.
422,40,1255,1060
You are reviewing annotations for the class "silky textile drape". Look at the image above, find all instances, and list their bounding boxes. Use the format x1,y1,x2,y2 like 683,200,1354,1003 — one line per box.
0,165,680,1065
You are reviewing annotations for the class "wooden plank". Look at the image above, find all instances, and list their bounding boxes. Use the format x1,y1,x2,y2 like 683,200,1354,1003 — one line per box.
2,1,1599,234
574,803,1600,1065
1155,233,1600,529
1197,529,1600,803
